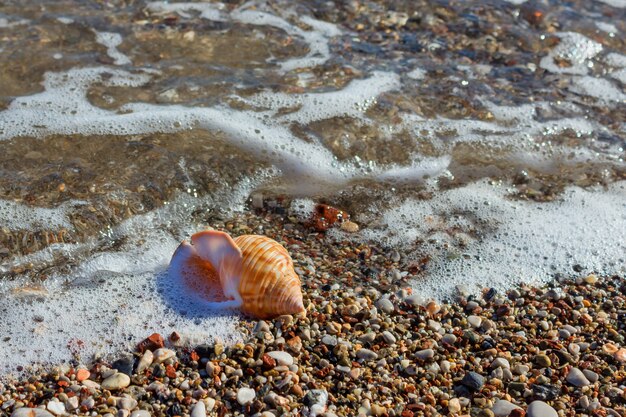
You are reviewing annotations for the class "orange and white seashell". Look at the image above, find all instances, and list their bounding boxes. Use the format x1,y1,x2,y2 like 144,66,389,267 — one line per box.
170,230,305,319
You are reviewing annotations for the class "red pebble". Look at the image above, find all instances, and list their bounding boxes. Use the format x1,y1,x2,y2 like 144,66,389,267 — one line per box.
136,333,165,353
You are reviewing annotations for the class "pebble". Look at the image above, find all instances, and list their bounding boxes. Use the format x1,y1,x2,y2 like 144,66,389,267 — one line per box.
266,351,294,366
527,401,558,417
101,373,131,391
117,397,137,410
152,348,176,363
442,334,457,345
582,369,598,383
322,335,338,346
237,387,256,405
381,331,396,344
45,400,66,416
356,348,378,361
491,358,510,369
448,398,461,413
376,298,394,314
461,371,484,392
135,350,153,375
190,401,206,417
129,411,150,417
403,294,424,306
491,400,522,417
566,367,590,387
534,354,551,368
415,349,435,360
468,315,482,328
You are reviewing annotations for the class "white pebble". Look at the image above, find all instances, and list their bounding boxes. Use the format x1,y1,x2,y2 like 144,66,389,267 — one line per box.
267,351,294,366
237,387,256,405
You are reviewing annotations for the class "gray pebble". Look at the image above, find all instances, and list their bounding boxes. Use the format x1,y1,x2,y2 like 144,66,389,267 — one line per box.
527,401,558,417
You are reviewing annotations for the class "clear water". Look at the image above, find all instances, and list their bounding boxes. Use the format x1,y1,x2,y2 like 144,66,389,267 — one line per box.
0,0,624,375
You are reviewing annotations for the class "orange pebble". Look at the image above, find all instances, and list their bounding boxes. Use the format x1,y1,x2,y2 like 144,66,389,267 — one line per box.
76,369,90,382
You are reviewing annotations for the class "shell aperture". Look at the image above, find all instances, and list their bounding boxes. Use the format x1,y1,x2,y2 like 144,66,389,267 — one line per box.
170,231,306,319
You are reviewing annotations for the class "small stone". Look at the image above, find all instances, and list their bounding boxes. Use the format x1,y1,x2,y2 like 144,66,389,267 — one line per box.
136,333,164,353
491,400,522,417
190,401,206,417
370,404,386,416
534,354,551,368
442,334,457,345
404,294,424,306
11,409,55,417
491,358,510,369
46,400,66,416
237,387,256,405
513,364,530,375
129,411,151,417
381,331,396,344
376,298,394,314
112,356,135,376
415,349,435,360
566,367,590,387
322,335,338,346
526,401,557,417
448,398,461,413
153,348,176,363
205,361,219,377
64,397,78,411
267,351,294,366
428,320,441,331
136,350,153,375
117,397,138,410
582,369,598,383
468,315,482,328
102,373,131,391
357,348,378,361
75,369,90,382
461,371,484,392
205,398,216,412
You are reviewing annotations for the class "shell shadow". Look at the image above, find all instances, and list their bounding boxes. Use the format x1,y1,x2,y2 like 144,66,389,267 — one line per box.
156,264,240,320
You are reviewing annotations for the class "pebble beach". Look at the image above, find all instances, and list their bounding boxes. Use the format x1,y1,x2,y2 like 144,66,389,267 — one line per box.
1,209,625,417
1,0,625,416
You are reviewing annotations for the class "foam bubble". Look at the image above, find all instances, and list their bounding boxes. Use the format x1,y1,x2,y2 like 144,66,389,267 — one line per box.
94,31,131,66
0,200,76,231
569,76,626,103
539,32,602,75
355,180,626,300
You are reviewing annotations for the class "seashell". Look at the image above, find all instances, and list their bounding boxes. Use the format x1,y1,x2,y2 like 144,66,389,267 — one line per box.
170,230,305,319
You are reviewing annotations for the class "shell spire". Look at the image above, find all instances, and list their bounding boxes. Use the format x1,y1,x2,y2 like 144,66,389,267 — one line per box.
171,230,306,319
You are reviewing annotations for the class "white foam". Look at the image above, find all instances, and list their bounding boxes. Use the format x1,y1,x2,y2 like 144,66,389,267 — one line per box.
569,76,626,103
0,200,77,231
289,198,316,222
355,180,626,300
246,71,400,124
539,32,602,75
94,31,131,66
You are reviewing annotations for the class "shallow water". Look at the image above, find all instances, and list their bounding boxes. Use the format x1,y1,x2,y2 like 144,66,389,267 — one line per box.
0,0,625,375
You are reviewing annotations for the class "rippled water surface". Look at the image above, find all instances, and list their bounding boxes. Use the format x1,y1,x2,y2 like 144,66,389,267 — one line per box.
0,0,625,374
